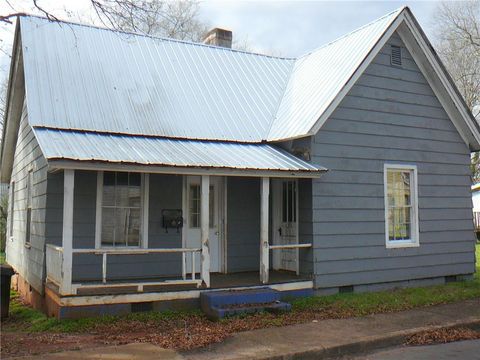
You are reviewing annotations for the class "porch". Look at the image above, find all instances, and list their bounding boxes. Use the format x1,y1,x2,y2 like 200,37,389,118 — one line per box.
45,170,318,301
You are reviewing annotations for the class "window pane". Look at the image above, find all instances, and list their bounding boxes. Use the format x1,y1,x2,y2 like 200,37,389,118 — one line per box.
127,208,141,246
115,208,127,246
293,182,297,222
117,172,128,185
209,185,214,228
116,184,129,207
287,182,293,222
128,186,141,207
387,168,414,243
103,183,115,206
129,173,141,187
388,208,395,240
102,208,115,246
104,172,115,186
101,172,142,247
189,185,200,228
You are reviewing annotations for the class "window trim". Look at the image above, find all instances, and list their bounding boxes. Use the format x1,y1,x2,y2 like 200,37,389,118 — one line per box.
9,181,15,239
95,171,149,249
383,163,419,249
25,170,33,245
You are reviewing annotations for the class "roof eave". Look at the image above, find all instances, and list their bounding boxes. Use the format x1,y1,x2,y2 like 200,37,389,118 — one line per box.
47,159,327,179
0,20,24,183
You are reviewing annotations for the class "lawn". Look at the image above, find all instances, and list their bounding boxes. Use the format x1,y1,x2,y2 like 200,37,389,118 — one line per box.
0,252,5,265
1,244,479,357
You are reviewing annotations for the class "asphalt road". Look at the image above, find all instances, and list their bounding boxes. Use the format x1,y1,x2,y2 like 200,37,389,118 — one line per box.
349,340,480,360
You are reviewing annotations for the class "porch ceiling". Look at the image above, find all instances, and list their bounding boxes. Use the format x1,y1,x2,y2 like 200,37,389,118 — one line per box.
34,128,326,177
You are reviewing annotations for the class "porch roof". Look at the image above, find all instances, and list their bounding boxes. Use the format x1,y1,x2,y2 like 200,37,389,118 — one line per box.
34,128,326,177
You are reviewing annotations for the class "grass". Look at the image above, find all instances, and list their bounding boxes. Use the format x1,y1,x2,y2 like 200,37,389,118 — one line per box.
3,244,480,335
0,252,5,265
3,291,201,333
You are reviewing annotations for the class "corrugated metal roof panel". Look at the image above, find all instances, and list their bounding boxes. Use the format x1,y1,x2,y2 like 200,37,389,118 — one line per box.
267,8,402,140
21,17,294,142
34,128,325,174
20,9,404,144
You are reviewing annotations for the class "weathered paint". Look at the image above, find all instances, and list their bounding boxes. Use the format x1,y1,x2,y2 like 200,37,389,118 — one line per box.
6,98,48,294
310,32,476,289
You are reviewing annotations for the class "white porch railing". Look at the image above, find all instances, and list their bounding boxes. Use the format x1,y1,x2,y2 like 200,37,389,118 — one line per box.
268,243,312,278
46,244,64,287
46,246,202,295
269,243,312,250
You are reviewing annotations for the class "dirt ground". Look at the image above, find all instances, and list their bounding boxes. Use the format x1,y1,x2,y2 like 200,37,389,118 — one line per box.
0,308,343,358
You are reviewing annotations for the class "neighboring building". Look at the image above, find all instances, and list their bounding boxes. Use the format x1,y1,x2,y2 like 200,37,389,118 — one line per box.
472,183,480,232
1,7,479,318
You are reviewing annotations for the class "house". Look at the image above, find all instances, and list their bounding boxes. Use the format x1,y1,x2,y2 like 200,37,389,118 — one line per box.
1,6,479,319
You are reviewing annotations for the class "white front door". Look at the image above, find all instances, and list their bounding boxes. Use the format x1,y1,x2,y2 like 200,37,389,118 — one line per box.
185,176,223,274
272,179,299,273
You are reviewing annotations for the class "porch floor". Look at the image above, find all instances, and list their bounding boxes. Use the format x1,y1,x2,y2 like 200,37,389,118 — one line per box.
50,271,311,296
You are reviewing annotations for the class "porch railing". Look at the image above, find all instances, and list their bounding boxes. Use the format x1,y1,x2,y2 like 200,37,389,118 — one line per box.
474,211,480,231
46,244,63,287
268,243,312,276
46,246,202,295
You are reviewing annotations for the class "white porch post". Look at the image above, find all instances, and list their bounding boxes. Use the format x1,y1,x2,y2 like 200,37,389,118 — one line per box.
201,175,211,287
61,169,74,295
260,177,270,284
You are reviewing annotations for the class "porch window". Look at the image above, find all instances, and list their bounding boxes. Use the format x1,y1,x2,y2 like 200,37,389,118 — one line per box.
101,172,142,247
189,184,214,228
384,164,419,248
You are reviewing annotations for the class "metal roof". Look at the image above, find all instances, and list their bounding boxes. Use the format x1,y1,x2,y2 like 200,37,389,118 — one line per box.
21,16,294,143
19,9,403,143
34,128,325,175
268,8,402,140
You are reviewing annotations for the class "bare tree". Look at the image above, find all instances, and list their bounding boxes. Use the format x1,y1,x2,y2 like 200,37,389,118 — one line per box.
91,0,208,41
434,1,480,182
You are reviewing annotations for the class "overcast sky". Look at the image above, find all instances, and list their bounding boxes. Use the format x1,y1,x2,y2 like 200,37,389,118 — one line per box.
0,0,440,80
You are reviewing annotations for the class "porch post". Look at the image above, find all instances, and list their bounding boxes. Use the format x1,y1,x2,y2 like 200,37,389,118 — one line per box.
201,175,211,287
61,169,74,295
260,177,270,284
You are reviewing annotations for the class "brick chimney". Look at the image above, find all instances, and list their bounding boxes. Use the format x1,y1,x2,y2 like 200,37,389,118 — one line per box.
202,28,232,49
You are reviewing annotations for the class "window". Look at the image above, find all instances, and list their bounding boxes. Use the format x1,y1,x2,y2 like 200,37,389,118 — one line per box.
189,184,214,228
100,172,142,247
9,181,15,238
384,164,419,248
25,171,32,244
282,180,297,223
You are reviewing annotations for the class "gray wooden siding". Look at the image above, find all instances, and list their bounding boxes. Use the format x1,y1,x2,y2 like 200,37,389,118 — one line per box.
67,172,184,282
227,177,260,272
6,99,48,294
310,32,476,289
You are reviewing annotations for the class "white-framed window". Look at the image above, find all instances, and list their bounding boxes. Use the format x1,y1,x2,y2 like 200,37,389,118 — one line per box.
25,170,33,244
188,184,214,228
9,181,15,238
384,164,419,248
95,171,149,248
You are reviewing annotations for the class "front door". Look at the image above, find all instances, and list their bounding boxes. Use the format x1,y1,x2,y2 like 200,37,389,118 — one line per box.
272,179,298,273
185,176,223,274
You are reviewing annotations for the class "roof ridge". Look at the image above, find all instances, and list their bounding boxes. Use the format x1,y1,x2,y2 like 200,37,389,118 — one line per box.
297,6,406,60
19,14,296,61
